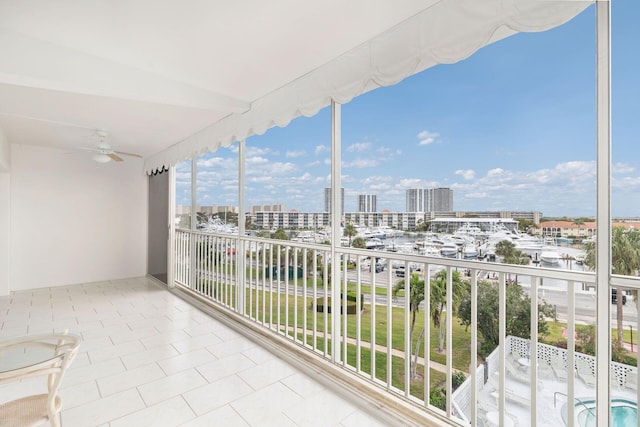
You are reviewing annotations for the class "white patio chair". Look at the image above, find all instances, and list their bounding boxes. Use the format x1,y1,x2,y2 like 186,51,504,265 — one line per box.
575,358,596,387
506,358,529,383
0,332,80,427
550,353,570,381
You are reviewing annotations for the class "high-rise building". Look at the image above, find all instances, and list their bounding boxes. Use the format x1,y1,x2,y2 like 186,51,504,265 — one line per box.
323,188,344,214
405,187,453,212
431,187,453,212
357,194,377,212
406,189,429,212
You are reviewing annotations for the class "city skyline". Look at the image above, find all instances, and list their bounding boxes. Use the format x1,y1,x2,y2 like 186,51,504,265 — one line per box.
176,4,640,217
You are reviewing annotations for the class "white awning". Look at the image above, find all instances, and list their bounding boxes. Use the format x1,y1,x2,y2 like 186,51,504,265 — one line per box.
142,0,592,174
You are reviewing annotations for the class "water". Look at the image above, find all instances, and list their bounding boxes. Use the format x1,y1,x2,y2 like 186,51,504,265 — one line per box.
575,399,637,427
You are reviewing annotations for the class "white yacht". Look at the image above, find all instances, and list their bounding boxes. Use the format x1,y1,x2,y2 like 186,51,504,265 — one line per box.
540,246,561,265
440,242,459,257
461,243,479,259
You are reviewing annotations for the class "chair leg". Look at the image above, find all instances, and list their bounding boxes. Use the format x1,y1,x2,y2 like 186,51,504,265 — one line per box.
51,409,61,427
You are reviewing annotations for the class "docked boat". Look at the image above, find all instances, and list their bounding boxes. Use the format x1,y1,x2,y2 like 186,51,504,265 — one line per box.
540,246,561,265
365,238,386,250
461,243,479,259
440,242,459,257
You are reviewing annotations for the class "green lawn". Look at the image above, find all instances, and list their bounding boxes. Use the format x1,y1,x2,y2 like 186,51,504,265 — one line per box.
243,285,472,372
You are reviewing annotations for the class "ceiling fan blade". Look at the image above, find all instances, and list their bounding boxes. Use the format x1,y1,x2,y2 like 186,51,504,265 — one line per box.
108,153,124,162
114,150,143,158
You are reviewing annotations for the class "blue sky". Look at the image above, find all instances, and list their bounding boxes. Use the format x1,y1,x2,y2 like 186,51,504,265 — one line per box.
178,2,639,218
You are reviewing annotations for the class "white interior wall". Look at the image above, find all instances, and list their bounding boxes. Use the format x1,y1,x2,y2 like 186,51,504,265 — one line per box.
0,128,10,296
10,144,147,291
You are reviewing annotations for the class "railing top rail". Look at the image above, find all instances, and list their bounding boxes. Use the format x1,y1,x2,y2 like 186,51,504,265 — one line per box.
176,228,598,283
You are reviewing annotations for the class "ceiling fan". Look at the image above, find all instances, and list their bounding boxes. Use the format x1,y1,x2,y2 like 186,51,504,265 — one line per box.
79,130,142,163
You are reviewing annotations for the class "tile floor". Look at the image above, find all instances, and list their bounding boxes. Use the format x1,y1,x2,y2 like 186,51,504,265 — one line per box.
0,277,394,427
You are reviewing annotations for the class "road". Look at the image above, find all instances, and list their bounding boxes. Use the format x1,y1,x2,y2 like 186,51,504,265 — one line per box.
207,263,639,327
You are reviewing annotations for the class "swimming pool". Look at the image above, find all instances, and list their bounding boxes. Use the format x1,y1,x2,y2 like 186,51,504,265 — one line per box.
562,398,637,427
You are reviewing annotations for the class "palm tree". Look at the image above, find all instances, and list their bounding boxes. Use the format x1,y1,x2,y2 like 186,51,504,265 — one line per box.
495,240,529,284
344,223,357,246
392,270,467,378
392,273,424,378
429,270,467,354
585,226,640,347
573,218,585,240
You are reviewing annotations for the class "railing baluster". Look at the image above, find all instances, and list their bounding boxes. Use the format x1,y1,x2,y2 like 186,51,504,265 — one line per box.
470,267,478,426
424,263,430,408
285,246,290,338
248,239,253,319
303,248,308,347
294,248,298,341
312,248,318,351
387,261,393,389
269,241,274,330
530,275,539,426
277,245,282,334
371,259,376,382
356,254,361,373
404,260,411,398
323,255,328,358
446,265,453,418
568,279,575,427
342,253,348,367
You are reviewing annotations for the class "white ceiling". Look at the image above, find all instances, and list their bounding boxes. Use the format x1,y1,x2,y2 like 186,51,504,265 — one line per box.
0,0,435,158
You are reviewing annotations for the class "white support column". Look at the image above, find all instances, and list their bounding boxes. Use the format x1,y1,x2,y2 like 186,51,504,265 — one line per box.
167,166,176,288
595,1,612,425
189,158,197,289
331,100,342,363
237,140,246,315
498,273,506,427
445,267,453,418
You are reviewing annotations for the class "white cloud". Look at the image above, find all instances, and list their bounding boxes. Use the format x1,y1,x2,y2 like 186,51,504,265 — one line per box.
395,178,440,190
306,160,321,167
613,162,635,175
361,176,394,186
286,150,306,158
417,130,440,146
347,142,372,152
370,183,392,191
314,145,329,155
455,169,475,180
465,192,488,199
343,158,379,168
246,156,269,165
247,146,278,157
248,176,272,183
197,156,235,169
487,168,504,177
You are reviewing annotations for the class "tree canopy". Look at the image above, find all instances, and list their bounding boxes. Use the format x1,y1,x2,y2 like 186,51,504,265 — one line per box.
458,280,554,357
352,237,367,249
585,226,640,347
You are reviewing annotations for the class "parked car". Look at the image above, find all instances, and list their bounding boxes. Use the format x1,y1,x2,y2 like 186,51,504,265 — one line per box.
374,262,385,273
611,288,627,305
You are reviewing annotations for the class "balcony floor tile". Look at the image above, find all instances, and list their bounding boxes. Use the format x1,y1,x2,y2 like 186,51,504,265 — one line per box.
0,277,401,426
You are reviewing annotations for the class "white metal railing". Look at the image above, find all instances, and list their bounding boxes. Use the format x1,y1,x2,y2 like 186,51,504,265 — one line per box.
173,229,640,426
